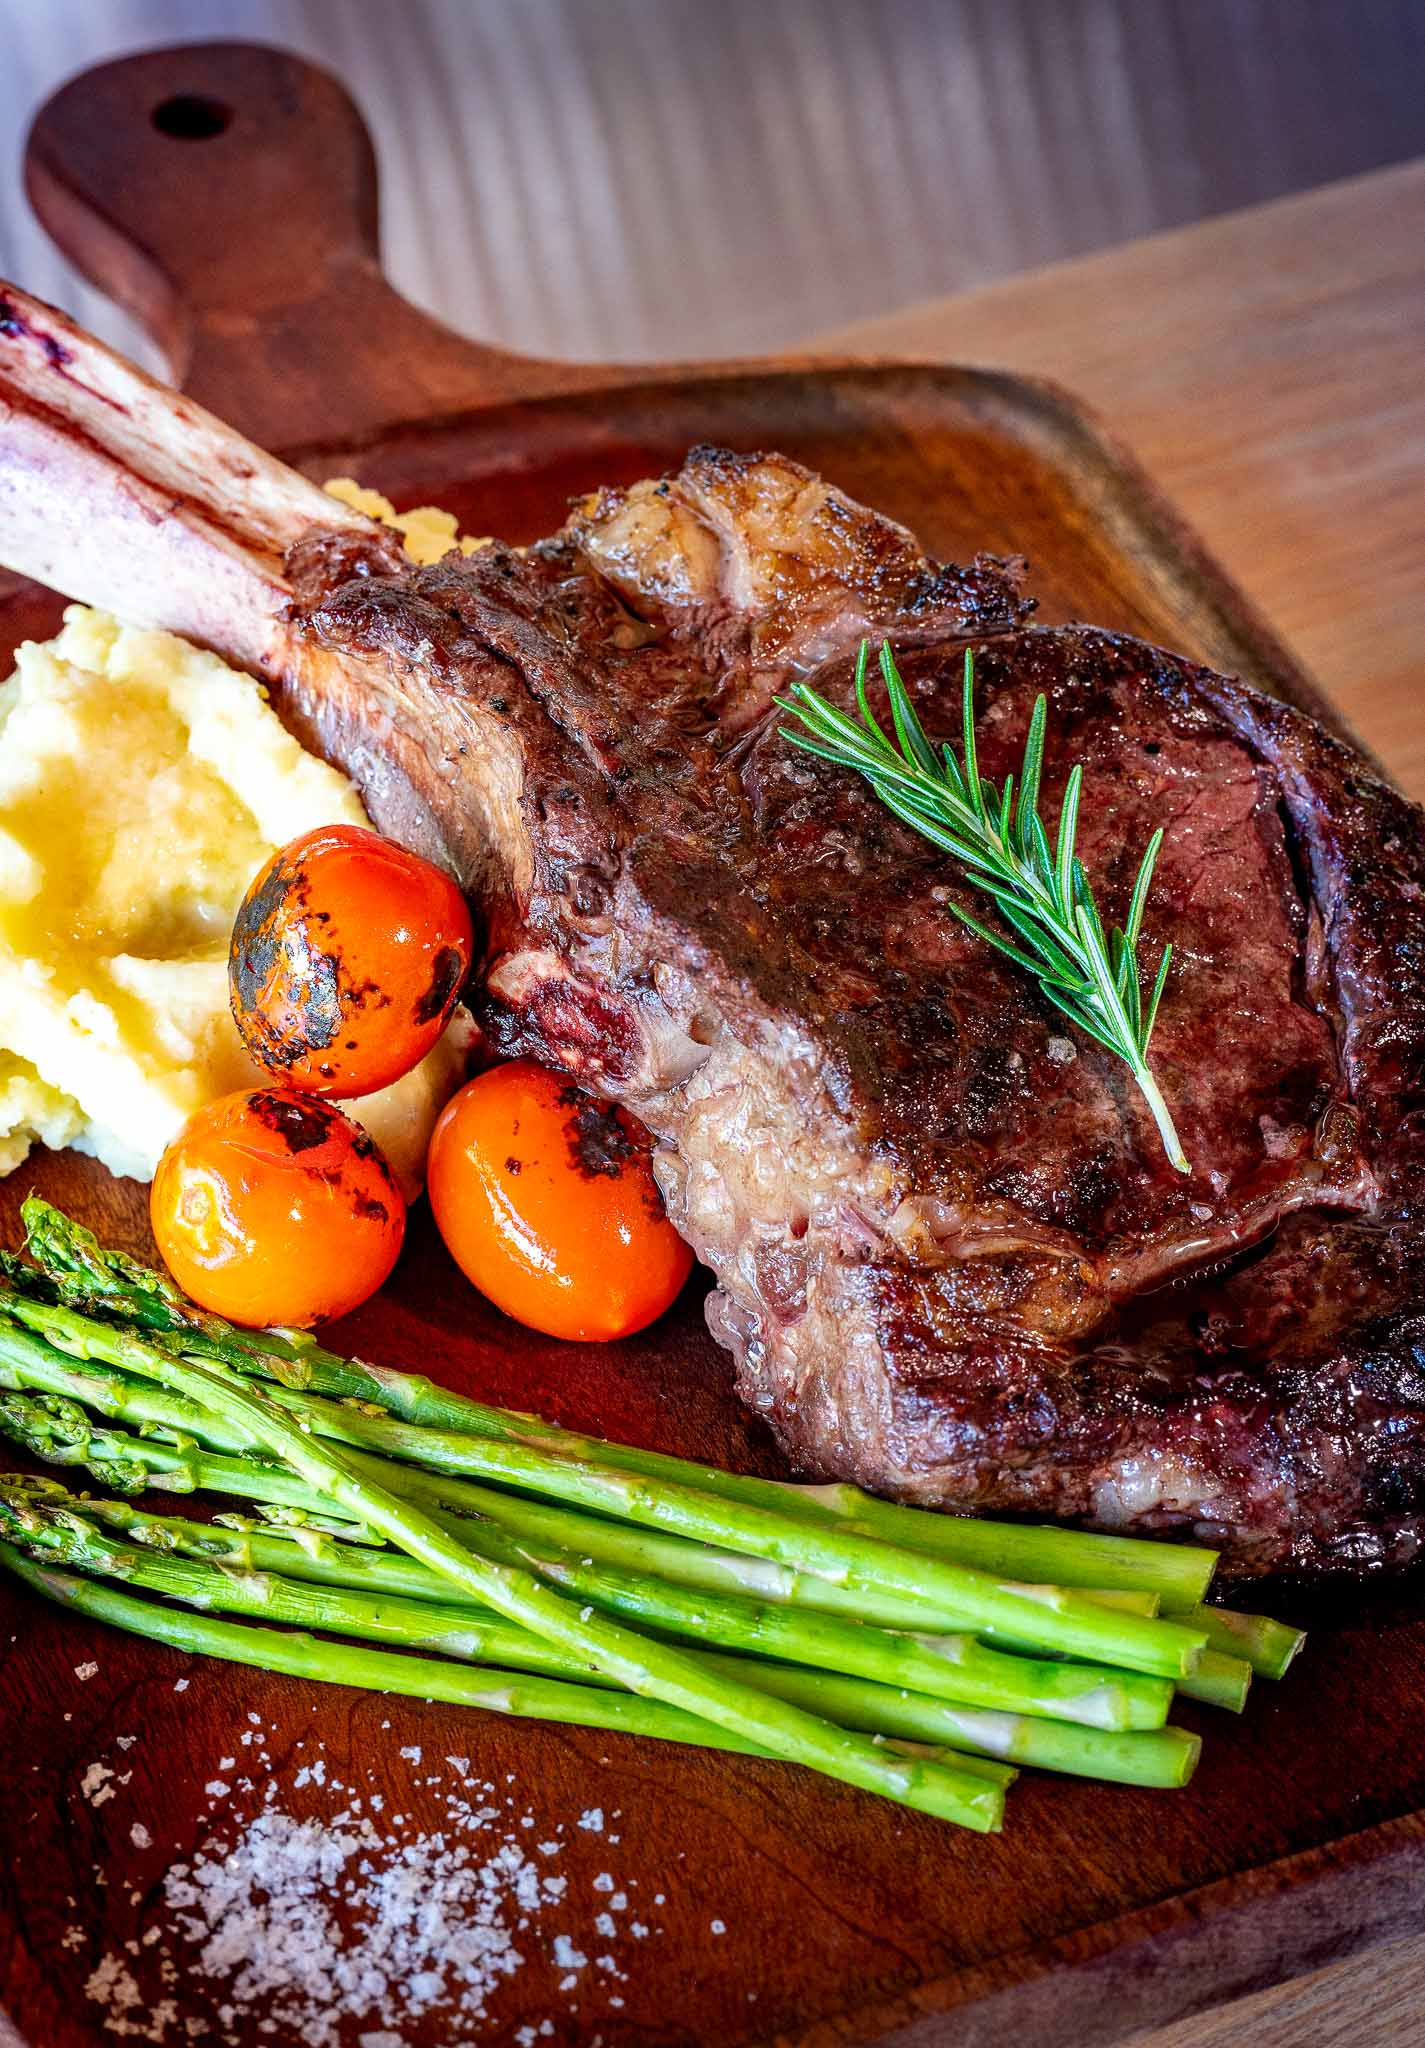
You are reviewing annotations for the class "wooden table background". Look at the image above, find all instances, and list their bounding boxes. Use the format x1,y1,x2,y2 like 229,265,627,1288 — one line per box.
0,11,1422,2039
2,0,1424,370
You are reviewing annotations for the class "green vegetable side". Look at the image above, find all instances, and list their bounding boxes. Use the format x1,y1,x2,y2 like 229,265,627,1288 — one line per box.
0,1200,1305,1831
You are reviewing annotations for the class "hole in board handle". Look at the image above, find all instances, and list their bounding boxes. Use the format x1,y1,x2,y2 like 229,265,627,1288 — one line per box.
151,96,232,141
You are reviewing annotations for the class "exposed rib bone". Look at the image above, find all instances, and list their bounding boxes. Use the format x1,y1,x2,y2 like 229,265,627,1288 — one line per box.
0,280,376,673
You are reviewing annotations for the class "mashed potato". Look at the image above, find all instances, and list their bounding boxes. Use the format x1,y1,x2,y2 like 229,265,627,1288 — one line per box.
322,478,484,566
0,605,469,1194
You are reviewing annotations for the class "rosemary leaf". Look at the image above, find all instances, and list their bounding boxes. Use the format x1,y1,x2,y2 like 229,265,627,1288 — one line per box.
777,641,1189,1173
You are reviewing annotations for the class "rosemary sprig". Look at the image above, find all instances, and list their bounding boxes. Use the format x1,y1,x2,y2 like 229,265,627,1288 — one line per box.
777,642,1188,1173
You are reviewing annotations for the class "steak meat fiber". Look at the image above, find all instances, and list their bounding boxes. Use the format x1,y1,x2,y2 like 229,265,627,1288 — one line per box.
284,449,1425,1579
3,285,1422,1578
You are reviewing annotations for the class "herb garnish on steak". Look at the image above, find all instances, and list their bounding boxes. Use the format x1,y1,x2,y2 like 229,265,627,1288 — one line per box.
779,640,1186,1171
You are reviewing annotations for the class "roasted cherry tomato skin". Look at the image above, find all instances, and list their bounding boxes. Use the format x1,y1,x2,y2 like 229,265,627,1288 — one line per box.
150,1088,406,1327
427,1060,694,1342
229,824,475,1097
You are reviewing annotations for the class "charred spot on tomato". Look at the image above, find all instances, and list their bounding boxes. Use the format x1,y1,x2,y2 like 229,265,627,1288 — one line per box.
342,975,393,1015
293,946,345,1050
247,1092,337,1153
230,853,344,1058
348,1186,391,1225
415,944,467,1027
558,1083,641,1180
505,1156,523,1175
343,1122,398,1190
229,855,295,1017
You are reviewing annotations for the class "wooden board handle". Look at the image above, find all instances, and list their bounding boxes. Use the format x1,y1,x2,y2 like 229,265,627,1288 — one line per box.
24,41,598,452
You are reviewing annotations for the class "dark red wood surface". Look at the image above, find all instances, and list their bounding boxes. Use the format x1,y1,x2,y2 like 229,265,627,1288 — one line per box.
0,41,1419,2048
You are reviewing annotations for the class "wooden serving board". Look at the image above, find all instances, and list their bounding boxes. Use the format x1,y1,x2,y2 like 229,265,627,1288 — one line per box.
1,42,1421,2048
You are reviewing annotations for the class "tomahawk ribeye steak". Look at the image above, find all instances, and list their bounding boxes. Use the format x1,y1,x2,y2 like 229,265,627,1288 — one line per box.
3,284,1424,1576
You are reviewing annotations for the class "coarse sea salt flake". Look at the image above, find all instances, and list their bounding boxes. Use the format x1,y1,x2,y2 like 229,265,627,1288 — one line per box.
74,1660,99,1681
80,1762,114,1807
79,1736,679,2044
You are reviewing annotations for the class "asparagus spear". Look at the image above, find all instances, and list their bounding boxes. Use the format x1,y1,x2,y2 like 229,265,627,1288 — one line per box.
6,1540,1002,1793
2,1474,1024,1788
0,1382,1179,1737
0,1301,1014,1829
0,1506,1188,1793
1,1320,1168,1662
4,1518,1181,1792
0,1491,1194,1789
3,1412,1192,1764
1186,1603,1305,1680
733,1664,1200,1787
0,1483,604,1681
19,1199,1217,1609
477,1528,1174,1731
0,1352,1255,1726
1175,1649,1251,1714
0,1290,1207,1681
3,1465,1166,1732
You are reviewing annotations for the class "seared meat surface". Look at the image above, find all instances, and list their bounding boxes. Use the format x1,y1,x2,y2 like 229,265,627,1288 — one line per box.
3,283,1423,1576
288,450,1425,1577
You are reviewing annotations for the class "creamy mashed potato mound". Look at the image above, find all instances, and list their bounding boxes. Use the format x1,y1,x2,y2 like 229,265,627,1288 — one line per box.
0,605,468,1193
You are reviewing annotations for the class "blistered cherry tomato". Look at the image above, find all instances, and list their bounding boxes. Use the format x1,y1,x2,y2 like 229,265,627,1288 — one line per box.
427,1059,694,1341
229,824,474,1097
151,1088,405,1327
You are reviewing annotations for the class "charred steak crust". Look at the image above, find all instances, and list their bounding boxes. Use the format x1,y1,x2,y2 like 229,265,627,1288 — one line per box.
288,447,1425,1576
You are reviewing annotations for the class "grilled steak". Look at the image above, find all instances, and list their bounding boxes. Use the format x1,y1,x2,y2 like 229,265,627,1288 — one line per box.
4,286,1424,1576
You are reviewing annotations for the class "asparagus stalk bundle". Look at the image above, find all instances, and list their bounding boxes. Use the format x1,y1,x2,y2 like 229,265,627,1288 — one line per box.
0,1203,1307,1829
19,1199,1218,1605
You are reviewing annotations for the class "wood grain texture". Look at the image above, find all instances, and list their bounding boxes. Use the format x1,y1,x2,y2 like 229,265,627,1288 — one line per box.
4,0,1425,367
816,161,1425,800
1125,1932,1425,2048
3,42,1425,2048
